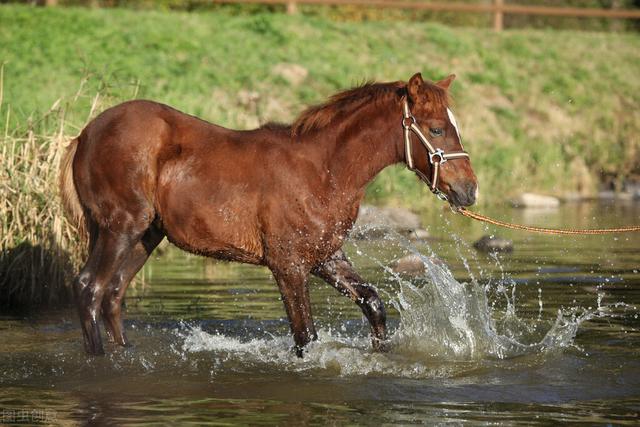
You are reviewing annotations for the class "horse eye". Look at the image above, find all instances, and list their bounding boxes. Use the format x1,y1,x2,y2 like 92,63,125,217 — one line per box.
430,128,444,137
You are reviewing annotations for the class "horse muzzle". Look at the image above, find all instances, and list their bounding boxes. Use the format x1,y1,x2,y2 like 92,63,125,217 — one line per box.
448,182,478,207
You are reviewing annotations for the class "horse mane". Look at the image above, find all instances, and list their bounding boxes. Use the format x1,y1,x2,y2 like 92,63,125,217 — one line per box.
259,121,291,132
292,81,402,137
292,80,450,137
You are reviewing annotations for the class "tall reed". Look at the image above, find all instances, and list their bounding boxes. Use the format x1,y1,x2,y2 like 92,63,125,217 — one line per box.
0,79,85,309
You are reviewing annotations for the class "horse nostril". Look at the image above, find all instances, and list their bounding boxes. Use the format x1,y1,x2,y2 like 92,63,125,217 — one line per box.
467,183,478,204
452,182,477,206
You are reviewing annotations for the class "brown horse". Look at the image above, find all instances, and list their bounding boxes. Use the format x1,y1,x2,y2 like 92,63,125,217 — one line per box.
59,72,477,357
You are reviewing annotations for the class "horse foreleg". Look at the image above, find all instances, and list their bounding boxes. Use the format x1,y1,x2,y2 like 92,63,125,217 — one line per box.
102,226,164,346
312,249,387,351
272,266,317,357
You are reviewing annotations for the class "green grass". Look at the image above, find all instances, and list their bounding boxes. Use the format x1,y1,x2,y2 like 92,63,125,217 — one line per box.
1,4,640,206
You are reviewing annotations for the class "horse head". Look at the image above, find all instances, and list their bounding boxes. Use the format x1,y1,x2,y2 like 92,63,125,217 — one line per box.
403,72,478,207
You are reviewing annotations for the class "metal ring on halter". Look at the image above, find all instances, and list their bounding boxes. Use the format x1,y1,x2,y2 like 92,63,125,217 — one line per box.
402,115,416,130
435,191,449,201
429,148,447,165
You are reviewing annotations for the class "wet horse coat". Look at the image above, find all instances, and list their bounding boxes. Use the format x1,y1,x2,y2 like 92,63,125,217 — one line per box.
59,73,477,356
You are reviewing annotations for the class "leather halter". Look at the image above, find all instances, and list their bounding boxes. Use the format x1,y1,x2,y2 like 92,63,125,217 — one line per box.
402,98,470,201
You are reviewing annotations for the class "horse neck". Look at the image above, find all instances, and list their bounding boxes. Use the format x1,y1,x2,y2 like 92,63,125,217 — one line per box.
317,99,404,197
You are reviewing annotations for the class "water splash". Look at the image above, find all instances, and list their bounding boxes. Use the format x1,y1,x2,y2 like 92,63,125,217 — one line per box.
385,247,593,360
179,227,596,378
180,327,456,378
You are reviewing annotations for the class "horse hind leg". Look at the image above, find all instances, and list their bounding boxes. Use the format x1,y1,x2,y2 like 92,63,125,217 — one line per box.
101,225,164,347
73,227,142,355
312,249,387,351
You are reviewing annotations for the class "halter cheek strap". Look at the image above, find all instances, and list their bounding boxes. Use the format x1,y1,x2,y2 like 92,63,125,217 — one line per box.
402,98,469,200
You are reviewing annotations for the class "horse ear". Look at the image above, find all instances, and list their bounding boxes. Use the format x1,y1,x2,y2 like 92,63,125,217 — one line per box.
407,72,424,100
436,74,456,90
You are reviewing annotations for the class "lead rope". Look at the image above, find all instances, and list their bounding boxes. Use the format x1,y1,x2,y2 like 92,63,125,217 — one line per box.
456,207,640,235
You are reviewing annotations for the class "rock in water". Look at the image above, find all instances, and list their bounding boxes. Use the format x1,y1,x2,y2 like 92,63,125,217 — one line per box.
391,254,446,275
473,235,514,253
377,207,422,230
352,205,424,239
510,193,560,208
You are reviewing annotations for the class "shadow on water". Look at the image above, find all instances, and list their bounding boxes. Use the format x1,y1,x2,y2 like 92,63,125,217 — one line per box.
1,202,640,424
0,239,75,310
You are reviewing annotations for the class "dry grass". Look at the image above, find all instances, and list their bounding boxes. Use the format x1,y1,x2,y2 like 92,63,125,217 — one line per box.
0,83,85,309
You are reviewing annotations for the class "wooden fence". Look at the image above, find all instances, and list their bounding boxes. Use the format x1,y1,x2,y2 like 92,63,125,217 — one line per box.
210,0,640,31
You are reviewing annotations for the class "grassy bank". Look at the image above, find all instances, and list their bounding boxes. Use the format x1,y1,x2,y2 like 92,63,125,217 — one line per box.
2,5,640,204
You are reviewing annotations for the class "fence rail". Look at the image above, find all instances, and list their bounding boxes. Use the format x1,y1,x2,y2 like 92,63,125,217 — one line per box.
210,0,640,30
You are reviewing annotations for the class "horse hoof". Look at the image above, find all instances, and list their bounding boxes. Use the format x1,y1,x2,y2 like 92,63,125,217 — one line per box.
84,345,106,356
293,345,304,358
372,337,390,353
109,339,132,349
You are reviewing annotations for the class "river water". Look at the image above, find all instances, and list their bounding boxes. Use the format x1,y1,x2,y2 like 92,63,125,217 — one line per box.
1,201,639,425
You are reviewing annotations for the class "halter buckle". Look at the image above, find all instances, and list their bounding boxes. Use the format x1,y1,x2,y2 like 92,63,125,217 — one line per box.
429,148,447,165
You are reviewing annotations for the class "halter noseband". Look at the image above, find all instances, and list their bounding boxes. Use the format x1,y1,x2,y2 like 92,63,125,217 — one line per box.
402,98,470,201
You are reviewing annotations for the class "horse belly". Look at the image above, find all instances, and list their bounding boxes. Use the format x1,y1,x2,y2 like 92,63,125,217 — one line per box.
156,165,264,263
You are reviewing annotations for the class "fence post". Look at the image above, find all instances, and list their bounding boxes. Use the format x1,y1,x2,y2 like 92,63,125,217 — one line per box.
287,1,298,14
494,0,504,31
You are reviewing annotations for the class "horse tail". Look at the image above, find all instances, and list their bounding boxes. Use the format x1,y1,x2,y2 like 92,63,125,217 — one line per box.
59,137,86,239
